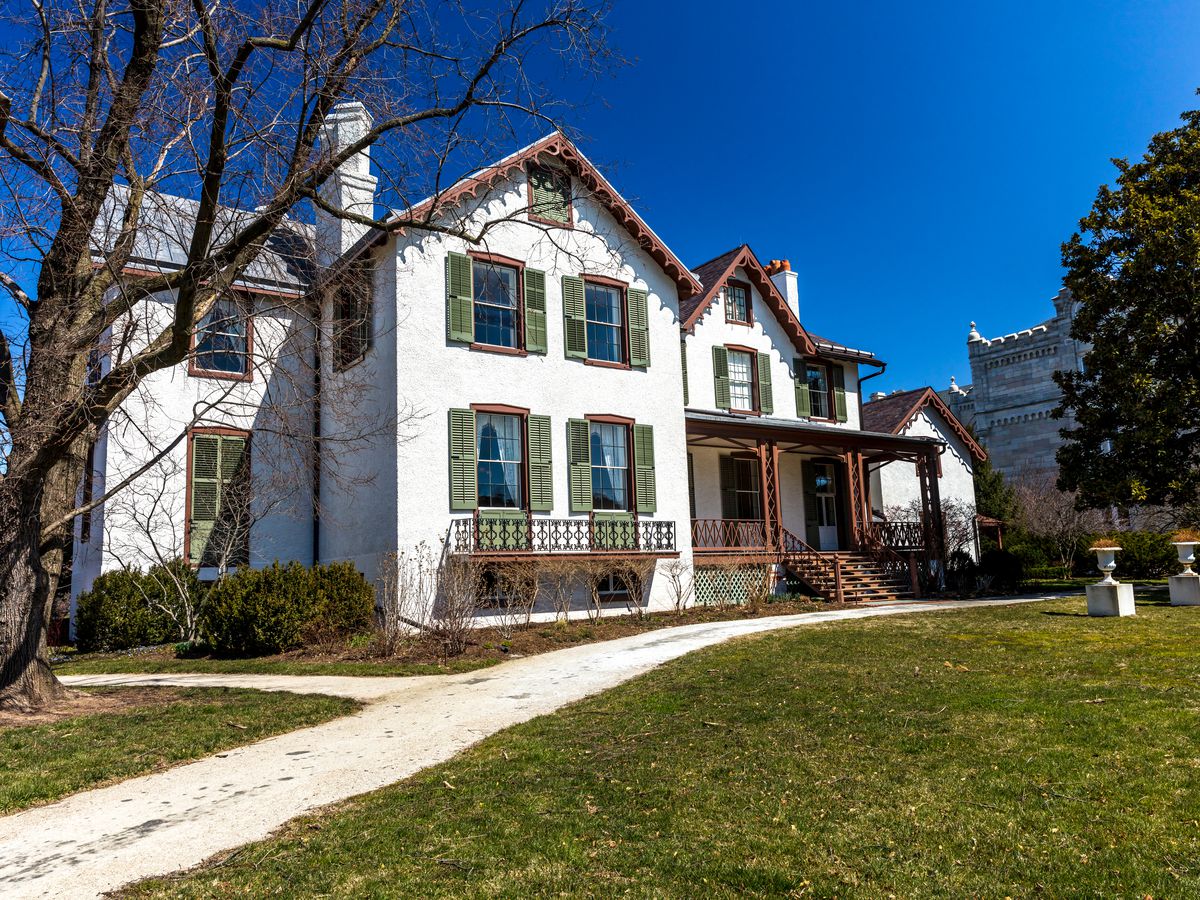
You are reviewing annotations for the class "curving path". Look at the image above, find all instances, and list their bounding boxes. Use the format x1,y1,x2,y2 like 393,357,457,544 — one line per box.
0,597,1049,899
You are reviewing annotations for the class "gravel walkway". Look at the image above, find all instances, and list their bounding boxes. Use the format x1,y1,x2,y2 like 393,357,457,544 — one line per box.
0,597,1048,899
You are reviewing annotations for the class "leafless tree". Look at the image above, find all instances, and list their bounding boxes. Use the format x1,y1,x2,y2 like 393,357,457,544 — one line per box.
432,552,483,656
611,554,655,620
0,0,613,708
887,497,978,560
373,543,436,656
1013,471,1107,575
490,558,540,638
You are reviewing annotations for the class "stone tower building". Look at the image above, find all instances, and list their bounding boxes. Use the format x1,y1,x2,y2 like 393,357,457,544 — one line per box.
940,288,1086,480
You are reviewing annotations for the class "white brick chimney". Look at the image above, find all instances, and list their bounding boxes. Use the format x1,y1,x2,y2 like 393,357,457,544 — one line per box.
316,102,378,264
767,259,800,320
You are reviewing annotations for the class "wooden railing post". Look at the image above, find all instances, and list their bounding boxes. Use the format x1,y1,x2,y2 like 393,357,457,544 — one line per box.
908,554,921,599
833,559,844,604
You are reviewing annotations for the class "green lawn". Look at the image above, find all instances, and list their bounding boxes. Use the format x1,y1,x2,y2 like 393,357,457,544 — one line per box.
54,653,498,678
123,594,1200,898
1,688,357,813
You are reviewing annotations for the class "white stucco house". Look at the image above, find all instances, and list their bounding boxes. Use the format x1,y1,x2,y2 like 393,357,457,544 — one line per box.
69,103,970,624
862,386,987,560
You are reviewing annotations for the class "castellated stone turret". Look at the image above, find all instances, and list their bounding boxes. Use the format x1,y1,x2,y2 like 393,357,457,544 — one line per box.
940,288,1086,480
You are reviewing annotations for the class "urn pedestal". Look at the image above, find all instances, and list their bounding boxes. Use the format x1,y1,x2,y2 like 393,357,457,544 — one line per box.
1170,543,1200,606
1086,582,1136,617
1086,547,1134,617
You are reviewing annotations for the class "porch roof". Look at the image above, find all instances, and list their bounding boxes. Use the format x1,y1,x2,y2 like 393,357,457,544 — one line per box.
684,410,944,460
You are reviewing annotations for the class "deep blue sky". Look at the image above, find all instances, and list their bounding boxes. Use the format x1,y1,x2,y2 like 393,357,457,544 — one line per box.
3,1,1198,397
563,0,1200,393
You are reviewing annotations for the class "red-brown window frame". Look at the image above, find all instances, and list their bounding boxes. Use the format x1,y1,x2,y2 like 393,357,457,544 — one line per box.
183,426,252,568
725,279,753,326
468,251,528,357
584,413,635,513
526,163,575,229
188,293,255,382
470,403,531,510
581,274,630,370
724,343,762,416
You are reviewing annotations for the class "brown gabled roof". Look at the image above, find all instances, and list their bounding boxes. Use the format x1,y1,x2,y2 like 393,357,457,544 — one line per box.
681,244,818,357
333,132,702,299
862,386,987,461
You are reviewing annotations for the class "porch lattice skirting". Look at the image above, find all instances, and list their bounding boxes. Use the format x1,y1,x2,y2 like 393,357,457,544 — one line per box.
694,565,772,606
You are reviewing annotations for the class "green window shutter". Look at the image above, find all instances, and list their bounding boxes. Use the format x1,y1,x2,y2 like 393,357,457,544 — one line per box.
527,414,553,511
189,435,221,565
633,423,656,514
524,269,548,354
757,352,773,415
718,454,738,519
794,357,812,418
627,288,651,368
687,452,696,519
712,346,731,410
477,509,530,551
832,365,849,422
592,510,636,550
448,408,477,510
567,418,592,511
446,252,474,343
802,460,820,546
530,166,570,224
681,340,689,405
561,275,587,359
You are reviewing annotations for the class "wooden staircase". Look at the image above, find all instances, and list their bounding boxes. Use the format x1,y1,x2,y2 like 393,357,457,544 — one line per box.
778,528,915,603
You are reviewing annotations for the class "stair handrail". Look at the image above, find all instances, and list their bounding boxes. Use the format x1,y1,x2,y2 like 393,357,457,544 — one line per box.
856,524,920,598
777,527,843,603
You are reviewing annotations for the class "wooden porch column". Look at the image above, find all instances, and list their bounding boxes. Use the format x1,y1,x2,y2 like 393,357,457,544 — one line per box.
843,450,869,549
757,439,782,551
925,446,946,569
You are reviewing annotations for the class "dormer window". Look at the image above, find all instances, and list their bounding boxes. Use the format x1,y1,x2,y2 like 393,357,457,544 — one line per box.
725,281,751,325
528,164,571,225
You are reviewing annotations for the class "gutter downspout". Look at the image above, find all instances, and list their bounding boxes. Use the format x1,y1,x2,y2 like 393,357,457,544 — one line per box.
857,361,887,426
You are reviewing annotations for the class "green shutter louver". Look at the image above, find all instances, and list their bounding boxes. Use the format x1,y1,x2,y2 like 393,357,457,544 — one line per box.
627,287,650,367
527,414,553,511
567,418,592,511
633,423,656,514
592,510,636,550
446,252,474,343
524,269,548,354
529,165,571,224
189,433,249,568
448,408,477,510
718,454,738,519
832,365,849,423
712,346,731,410
189,434,221,566
681,340,689,405
477,508,530,551
561,275,587,359
757,352,773,415
794,358,812,418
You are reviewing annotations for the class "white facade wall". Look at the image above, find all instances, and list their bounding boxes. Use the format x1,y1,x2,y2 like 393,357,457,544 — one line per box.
72,289,316,614
685,267,862,428
324,169,693,608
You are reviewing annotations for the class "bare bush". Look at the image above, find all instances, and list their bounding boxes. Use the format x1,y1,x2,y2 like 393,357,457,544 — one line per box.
433,555,484,657
611,556,657,620
577,557,618,623
1013,471,1107,574
374,544,437,657
661,557,692,614
488,559,541,640
540,557,579,622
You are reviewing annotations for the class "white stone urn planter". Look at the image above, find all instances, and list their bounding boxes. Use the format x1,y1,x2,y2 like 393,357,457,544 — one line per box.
1169,542,1200,606
1085,547,1135,617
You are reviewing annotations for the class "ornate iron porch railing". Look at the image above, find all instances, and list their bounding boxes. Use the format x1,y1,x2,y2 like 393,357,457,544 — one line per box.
450,512,676,555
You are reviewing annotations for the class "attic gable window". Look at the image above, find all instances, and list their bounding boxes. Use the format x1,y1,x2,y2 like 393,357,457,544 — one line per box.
333,261,374,371
725,281,751,325
528,164,571,225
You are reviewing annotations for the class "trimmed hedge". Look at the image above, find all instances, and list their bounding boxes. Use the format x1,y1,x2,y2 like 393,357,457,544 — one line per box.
201,561,374,657
75,561,201,651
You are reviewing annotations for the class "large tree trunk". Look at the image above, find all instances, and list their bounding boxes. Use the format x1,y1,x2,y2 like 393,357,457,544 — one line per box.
0,486,66,711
